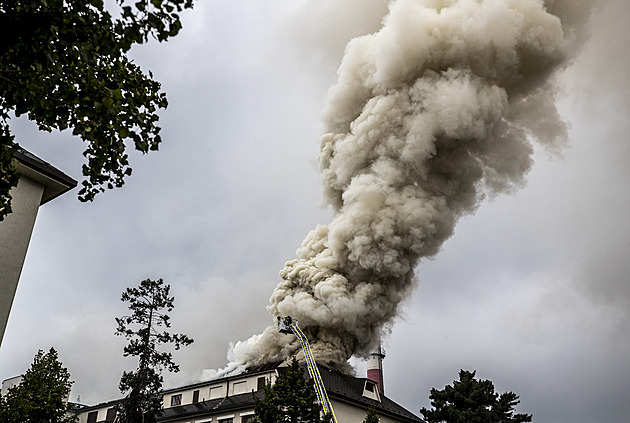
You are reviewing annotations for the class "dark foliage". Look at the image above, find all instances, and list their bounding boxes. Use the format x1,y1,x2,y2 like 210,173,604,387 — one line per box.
0,0,194,220
254,357,331,423
420,370,532,423
0,348,75,423
115,278,193,423
363,406,380,423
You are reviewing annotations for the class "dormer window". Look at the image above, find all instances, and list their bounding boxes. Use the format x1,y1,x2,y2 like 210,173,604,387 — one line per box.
362,380,381,402
170,394,182,406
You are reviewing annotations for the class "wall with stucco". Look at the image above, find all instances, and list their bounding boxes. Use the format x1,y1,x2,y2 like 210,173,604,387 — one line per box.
0,175,44,344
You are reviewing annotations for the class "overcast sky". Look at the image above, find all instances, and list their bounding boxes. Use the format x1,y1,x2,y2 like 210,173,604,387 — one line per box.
1,1,629,422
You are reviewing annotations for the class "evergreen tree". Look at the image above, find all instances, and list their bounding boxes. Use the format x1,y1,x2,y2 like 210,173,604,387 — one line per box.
115,278,193,423
363,406,380,423
0,0,194,220
420,370,532,423
0,348,75,423
254,357,331,423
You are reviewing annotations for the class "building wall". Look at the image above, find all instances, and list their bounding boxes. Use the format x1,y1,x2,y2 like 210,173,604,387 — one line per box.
178,410,257,423
331,399,371,423
0,176,44,344
72,368,419,423
1,375,23,397
163,372,275,409
75,405,118,423
305,398,406,423
74,371,278,423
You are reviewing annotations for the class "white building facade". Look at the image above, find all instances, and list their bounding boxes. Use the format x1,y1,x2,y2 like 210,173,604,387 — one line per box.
0,148,76,346
71,361,422,423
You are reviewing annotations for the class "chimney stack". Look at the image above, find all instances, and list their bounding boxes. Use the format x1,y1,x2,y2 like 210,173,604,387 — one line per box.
366,345,385,395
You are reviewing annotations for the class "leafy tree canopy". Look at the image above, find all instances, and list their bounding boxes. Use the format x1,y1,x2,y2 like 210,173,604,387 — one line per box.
420,370,532,423
115,277,193,423
254,357,332,423
0,348,75,423
0,0,194,220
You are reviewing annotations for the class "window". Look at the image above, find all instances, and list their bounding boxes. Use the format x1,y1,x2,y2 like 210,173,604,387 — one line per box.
257,377,266,391
232,380,247,395
105,407,117,422
170,394,182,406
242,415,256,423
218,419,233,423
192,389,200,404
362,380,381,401
87,411,98,423
209,385,222,399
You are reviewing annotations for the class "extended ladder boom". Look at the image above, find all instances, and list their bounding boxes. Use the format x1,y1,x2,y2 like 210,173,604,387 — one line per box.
278,316,338,423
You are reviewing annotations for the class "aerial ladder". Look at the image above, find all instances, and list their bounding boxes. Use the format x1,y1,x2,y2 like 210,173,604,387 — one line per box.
277,316,339,423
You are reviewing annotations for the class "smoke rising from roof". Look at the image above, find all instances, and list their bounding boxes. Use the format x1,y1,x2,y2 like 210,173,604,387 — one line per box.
215,0,599,375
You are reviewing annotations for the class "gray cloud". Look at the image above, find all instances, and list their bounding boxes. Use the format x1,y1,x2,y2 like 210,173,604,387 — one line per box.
1,2,629,423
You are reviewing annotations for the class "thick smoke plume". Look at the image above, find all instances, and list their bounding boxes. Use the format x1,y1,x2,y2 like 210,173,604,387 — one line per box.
216,0,597,375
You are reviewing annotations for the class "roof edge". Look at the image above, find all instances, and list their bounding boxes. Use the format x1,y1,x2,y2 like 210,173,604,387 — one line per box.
14,148,77,204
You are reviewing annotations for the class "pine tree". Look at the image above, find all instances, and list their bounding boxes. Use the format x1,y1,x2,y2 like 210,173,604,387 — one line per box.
420,370,532,423
0,348,75,423
254,357,331,423
363,406,380,423
115,278,193,423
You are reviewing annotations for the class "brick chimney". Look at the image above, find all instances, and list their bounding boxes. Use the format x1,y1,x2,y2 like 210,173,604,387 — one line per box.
366,345,385,394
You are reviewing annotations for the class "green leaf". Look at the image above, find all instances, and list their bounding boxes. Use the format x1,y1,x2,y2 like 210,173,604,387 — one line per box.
0,0,195,219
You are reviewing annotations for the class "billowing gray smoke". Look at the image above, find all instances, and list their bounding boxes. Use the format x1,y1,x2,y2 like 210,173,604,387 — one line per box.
217,0,598,375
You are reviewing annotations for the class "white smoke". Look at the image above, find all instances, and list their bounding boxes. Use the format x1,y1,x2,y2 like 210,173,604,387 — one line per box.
216,0,599,374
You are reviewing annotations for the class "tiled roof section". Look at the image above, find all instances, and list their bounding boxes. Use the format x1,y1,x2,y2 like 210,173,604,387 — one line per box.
243,360,284,375
68,398,120,413
73,361,421,423
274,363,421,422
318,366,423,423
158,391,265,422
161,361,283,396
67,402,90,412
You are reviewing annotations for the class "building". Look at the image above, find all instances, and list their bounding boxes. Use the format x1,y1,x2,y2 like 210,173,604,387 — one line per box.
71,360,422,423
1,375,22,397
0,148,77,346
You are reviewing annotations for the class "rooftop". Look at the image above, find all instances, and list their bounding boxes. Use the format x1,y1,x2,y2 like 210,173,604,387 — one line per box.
71,361,422,423
14,148,77,204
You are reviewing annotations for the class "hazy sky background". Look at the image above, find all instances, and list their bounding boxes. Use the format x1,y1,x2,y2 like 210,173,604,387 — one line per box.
1,1,629,422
